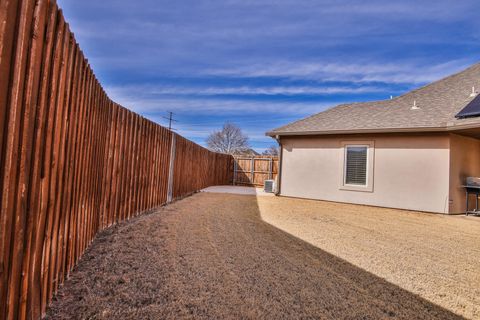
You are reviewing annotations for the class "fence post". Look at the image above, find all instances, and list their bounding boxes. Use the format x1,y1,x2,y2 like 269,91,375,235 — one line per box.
233,158,237,185
251,157,255,186
167,133,176,203
269,157,273,180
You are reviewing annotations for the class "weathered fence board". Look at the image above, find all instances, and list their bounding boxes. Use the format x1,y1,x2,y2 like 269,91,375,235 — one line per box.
0,1,233,319
233,156,279,187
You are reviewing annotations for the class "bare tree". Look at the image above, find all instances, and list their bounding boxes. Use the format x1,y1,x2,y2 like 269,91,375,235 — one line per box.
262,145,279,156
206,122,250,154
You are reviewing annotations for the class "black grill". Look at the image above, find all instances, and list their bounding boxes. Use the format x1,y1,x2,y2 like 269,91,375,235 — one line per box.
464,177,480,216
466,177,480,187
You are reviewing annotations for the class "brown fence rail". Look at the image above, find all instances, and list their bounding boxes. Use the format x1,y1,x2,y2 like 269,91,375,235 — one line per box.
233,156,279,187
0,1,233,319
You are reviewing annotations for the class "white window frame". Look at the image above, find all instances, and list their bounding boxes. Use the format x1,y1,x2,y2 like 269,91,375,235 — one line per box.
340,141,375,192
344,144,369,186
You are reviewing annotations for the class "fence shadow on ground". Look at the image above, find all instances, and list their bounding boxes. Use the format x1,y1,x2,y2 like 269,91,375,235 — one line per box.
45,192,464,320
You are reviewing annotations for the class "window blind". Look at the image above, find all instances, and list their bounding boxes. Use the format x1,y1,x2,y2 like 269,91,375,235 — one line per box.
345,146,367,185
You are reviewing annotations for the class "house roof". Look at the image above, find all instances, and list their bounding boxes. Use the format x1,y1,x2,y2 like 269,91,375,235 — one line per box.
267,62,480,137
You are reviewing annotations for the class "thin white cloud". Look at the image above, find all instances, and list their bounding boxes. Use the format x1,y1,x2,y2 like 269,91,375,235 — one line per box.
104,82,365,117
106,84,390,96
107,93,337,116
207,59,474,84
57,0,480,153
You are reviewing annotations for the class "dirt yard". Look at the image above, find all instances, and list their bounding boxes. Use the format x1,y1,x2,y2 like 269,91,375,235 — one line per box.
46,192,479,319
257,196,480,319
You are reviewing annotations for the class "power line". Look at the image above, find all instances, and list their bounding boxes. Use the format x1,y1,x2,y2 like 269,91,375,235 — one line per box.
162,111,178,131
175,117,298,127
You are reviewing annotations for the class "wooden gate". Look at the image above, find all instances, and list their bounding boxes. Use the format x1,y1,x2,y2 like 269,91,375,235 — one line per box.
233,156,279,187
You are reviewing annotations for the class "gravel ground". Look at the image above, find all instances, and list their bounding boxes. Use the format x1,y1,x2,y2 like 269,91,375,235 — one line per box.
257,196,480,319
46,193,476,319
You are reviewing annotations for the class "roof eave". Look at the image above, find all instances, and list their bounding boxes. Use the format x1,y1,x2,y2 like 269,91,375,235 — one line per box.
266,122,480,137
266,127,445,137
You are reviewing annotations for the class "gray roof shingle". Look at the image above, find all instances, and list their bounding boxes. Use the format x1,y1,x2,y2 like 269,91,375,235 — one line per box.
267,62,480,136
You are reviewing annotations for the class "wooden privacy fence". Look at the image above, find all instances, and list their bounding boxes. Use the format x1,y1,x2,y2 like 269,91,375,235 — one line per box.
0,1,233,319
233,156,279,187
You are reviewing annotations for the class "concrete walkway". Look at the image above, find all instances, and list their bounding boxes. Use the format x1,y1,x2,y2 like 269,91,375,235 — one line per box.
201,185,274,196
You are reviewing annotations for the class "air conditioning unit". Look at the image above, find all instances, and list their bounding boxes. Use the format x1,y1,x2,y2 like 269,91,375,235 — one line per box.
264,180,276,193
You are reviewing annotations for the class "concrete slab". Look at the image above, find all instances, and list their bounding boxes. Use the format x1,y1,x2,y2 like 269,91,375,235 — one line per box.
201,185,274,196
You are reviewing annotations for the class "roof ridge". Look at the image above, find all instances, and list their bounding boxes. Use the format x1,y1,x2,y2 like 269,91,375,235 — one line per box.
269,99,392,134
394,61,480,100
267,60,480,137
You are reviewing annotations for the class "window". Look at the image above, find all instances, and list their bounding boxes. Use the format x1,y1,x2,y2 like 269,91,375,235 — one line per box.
345,146,368,186
340,141,374,192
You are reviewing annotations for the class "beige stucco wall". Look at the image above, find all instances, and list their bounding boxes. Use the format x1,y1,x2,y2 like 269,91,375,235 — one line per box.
448,134,480,213
279,133,452,213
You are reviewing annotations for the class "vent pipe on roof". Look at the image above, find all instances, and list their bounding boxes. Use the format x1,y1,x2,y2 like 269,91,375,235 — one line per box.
411,100,420,110
390,95,393,100
470,86,477,98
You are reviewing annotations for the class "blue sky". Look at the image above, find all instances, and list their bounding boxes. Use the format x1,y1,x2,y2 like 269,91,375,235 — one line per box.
58,0,480,152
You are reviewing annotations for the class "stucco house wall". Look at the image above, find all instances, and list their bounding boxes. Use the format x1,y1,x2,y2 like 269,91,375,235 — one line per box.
279,133,452,213
448,134,480,213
